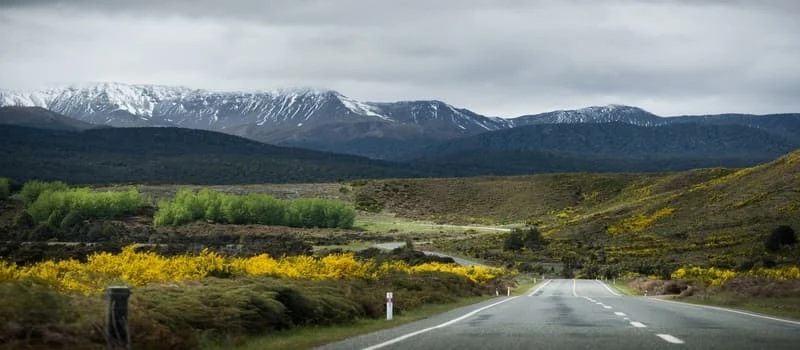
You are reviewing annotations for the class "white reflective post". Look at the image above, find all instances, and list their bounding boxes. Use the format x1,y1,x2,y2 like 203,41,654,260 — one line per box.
386,292,393,320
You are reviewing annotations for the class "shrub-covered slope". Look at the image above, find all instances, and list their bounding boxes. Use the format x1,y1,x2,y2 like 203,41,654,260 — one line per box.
355,150,800,271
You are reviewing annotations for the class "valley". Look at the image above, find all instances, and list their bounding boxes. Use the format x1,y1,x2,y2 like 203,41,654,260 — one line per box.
1,86,799,349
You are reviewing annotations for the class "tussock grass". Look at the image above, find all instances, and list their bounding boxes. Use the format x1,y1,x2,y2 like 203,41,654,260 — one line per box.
0,272,492,350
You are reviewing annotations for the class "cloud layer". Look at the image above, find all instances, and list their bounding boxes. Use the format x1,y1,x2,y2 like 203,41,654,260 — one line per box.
1,0,798,116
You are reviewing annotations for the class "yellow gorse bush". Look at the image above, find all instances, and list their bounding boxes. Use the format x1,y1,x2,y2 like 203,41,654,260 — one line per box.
0,246,507,294
606,207,675,235
671,265,800,286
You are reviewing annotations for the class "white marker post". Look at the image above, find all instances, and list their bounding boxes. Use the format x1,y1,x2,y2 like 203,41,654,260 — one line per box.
507,287,511,296
386,292,394,320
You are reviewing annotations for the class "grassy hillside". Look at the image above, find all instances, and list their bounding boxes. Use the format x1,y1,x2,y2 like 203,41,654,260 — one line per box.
354,150,800,274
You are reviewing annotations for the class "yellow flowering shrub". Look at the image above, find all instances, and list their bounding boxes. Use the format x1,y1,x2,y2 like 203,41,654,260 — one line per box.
0,246,507,294
671,265,800,287
607,207,675,235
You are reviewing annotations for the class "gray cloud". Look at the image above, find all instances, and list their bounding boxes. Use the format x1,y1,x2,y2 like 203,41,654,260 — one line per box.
1,0,799,116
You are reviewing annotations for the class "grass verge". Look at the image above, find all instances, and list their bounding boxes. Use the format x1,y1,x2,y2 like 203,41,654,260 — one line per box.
203,295,494,350
509,274,543,296
665,294,800,321
611,279,642,296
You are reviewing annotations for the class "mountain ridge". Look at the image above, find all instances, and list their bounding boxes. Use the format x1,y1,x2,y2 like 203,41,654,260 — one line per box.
2,82,800,160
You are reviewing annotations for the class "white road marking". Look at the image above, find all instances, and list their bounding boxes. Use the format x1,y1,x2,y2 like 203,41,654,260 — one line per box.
603,306,613,309
624,317,630,320
361,296,519,350
656,334,685,344
572,279,578,297
595,279,622,296
630,321,647,328
527,279,553,297
615,312,627,316
650,298,800,326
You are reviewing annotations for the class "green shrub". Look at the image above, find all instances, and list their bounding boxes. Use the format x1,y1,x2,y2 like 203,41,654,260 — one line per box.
20,180,69,204
765,225,797,252
27,187,148,223
503,229,524,251
522,226,547,250
13,211,35,229
0,177,9,200
154,189,355,228
60,210,85,229
354,192,383,213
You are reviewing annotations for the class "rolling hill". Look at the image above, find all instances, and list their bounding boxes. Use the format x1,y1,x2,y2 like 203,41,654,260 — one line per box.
403,122,799,173
0,106,100,131
353,149,800,273
0,125,429,184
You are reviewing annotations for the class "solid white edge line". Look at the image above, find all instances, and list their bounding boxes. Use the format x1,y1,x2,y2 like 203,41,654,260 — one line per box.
630,321,647,328
649,297,800,326
361,296,519,350
656,334,685,344
527,279,553,297
595,279,622,296
572,279,579,297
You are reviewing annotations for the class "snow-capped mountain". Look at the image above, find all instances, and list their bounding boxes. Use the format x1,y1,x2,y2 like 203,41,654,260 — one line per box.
512,105,665,127
0,83,195,127
3,82,798,160
0,83,516,158
0,83,509,133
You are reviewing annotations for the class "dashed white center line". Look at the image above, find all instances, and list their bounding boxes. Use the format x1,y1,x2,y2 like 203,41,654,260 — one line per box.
603,305,612,309
615,312,627,316
630,321,647,328
656,334,685,344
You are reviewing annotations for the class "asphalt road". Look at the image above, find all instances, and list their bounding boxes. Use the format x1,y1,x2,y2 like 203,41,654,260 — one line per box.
317,279,800,350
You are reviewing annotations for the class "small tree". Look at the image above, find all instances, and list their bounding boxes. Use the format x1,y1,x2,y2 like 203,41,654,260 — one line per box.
503,229,525,251
523,226,547,250
766,225,797,252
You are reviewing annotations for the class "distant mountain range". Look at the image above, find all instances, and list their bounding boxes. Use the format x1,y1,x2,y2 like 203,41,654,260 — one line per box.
0,83,510,159
4,82,795,160
1,82,799,183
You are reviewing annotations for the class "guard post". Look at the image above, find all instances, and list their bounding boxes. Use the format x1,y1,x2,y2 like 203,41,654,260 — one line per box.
386,292,394,320
107,286,131,349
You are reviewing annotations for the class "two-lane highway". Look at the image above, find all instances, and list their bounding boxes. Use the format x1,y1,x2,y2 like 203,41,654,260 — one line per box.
318,279,800,350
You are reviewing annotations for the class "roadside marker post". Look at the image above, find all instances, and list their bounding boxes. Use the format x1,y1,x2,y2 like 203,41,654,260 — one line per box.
507,287,511,296
106,286,131,350
386,292,394,320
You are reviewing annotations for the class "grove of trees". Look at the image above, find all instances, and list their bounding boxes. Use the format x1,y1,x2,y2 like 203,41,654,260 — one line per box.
153,188,356,229
25,186,149,223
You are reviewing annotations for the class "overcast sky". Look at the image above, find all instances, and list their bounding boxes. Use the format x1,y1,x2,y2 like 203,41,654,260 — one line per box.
1,0,798,117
